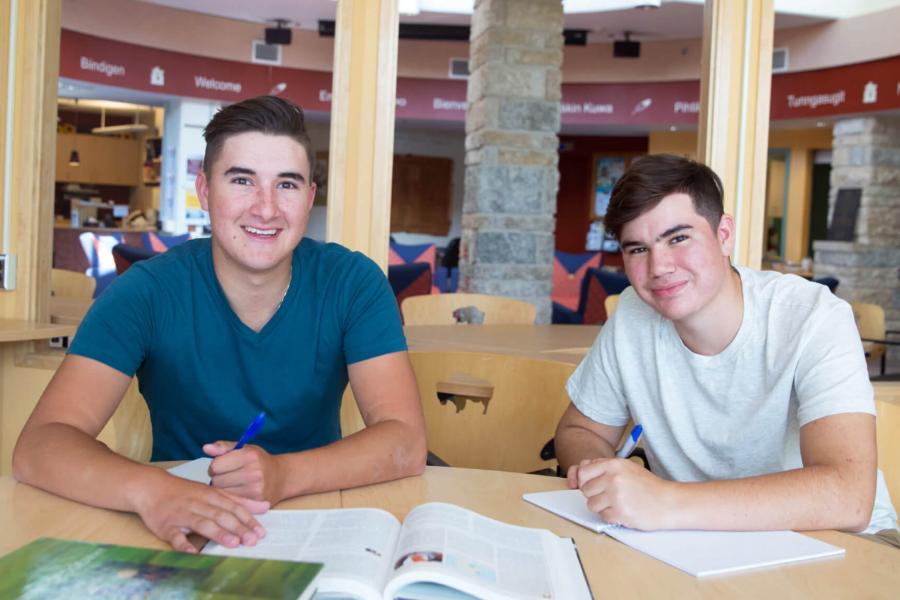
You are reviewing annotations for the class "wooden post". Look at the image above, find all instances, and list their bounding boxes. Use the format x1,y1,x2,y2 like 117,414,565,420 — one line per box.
326,0,399,271
698,0,774,268
0,0,60,319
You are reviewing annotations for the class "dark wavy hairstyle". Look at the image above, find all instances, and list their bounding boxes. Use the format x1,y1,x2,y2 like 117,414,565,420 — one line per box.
604,154,724,240
202,95,314,178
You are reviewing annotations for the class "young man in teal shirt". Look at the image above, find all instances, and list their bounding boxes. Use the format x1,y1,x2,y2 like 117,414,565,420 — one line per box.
14,96,427,553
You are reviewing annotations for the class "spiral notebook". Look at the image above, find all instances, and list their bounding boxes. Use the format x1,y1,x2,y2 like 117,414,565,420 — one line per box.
523,489,845,577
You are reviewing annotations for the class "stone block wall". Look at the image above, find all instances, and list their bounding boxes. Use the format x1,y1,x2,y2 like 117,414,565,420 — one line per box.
814,116,900,373
461,0,563,323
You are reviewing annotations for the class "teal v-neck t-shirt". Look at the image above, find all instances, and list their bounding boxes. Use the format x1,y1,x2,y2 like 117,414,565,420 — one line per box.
69,237,407,461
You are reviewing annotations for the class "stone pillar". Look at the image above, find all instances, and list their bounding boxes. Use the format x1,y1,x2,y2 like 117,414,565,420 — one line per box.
461,0,563,324
814,116,900,373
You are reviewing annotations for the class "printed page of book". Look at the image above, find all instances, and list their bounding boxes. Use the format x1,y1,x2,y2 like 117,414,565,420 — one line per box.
382,502,590,600
204,508,401,600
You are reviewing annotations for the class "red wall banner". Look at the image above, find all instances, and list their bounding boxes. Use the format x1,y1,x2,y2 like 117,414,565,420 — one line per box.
60,30,900,125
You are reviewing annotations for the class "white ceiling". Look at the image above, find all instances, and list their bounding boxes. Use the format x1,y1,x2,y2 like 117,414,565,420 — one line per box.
132,0,885,42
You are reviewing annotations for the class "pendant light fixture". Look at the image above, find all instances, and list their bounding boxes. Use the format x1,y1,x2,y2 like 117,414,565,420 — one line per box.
68,98,81,167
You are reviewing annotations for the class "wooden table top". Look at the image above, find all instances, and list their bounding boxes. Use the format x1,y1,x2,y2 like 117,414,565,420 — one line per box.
404,324,599,364
0,318,77,343
2,467,897,598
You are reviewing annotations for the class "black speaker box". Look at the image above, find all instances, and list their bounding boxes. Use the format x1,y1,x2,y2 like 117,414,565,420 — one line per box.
265,28,292,45
613,40,640,58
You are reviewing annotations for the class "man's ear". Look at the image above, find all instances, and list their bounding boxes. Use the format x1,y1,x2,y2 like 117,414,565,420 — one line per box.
717,214,736,256
196,170,210,211
305,183,317,212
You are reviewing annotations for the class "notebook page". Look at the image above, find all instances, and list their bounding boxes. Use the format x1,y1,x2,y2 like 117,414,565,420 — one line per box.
522,489,610,533
604,527,845,577
167,457,212,484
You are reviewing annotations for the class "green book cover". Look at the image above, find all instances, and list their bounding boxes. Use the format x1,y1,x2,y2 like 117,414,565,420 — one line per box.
0,537,323,599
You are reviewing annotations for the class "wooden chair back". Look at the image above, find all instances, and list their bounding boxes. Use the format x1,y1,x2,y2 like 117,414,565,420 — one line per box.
874,383,900,507
851,301,887,366
96,379,152,462
604,294,620,319
401,293,536,325
408,351,575,473
340,384,366,437
50,268,95,299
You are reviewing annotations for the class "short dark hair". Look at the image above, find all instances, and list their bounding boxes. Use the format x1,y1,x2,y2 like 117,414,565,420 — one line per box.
202,95,315,178
604,154,724,240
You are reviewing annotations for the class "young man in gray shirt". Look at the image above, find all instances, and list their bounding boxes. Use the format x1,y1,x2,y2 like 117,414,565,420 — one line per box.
555,154,897,540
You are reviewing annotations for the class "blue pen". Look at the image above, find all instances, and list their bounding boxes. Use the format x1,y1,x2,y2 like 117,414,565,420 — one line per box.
615,424,643,458
234,411,266,450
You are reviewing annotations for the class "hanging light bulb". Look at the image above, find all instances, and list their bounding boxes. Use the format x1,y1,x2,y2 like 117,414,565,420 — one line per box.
69,98,81,167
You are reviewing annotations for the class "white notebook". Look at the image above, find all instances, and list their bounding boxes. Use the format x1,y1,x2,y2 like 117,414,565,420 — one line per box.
523,489,845,577
167,457,212,484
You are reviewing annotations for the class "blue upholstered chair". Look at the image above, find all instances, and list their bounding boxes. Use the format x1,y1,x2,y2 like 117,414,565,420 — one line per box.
112,243,159,275
388,262,433,317
553,267,630,325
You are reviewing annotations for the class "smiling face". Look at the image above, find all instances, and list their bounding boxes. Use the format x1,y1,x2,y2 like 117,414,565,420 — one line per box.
619,192,738,326
196,131,316,283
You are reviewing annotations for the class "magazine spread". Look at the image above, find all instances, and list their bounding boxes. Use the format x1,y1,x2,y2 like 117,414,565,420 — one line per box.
203,502,592,600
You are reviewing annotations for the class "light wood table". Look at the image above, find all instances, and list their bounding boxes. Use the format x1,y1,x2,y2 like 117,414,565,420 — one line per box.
405,324,600,364
2,467,897,598
0,319,76,343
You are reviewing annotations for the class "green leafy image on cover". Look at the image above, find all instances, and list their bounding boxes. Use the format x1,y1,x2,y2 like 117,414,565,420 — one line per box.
0,537,322,599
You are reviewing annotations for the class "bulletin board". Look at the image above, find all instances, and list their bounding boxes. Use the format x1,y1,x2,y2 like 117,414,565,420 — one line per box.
591,154,628,220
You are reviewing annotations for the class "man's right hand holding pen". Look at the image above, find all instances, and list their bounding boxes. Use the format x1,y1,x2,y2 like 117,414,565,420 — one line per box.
563,424,681,530
202,411,288,504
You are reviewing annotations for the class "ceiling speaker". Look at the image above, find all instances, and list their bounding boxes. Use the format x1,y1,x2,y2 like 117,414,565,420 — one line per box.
613,40,640,58
265,27,292,45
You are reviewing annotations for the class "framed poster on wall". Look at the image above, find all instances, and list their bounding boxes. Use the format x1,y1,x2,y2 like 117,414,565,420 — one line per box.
591,155,626,220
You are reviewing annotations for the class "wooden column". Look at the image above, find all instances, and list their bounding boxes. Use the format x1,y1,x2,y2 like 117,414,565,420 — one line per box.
782,148,812,263
697,0,773,268
325,0,399,271
0,0,60,320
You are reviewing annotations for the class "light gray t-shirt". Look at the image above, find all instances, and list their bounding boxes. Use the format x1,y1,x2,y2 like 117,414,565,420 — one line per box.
567,266,897,533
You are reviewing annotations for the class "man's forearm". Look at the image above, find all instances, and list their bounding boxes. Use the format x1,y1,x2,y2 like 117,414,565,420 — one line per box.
555,424,616,471
663,465,875,532
274,418,426,500
13,422,167,514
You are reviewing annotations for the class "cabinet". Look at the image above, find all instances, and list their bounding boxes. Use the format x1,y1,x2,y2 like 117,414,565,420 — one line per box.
56,133,141,186
390,155,452,235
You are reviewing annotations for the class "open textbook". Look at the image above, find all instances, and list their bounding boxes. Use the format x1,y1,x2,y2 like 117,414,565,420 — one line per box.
203,503,592,600
168,460,591,600
523,489,845,577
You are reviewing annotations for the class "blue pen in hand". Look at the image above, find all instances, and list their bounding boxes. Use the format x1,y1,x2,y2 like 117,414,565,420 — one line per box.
615,424,643,458
234,411,266,450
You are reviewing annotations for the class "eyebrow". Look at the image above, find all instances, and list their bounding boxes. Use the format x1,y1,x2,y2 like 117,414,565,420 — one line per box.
620,224,693,249
223,166,307,183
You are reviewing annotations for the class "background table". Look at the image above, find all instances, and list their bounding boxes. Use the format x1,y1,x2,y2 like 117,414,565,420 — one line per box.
405,324,599,364
2,467,897,598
